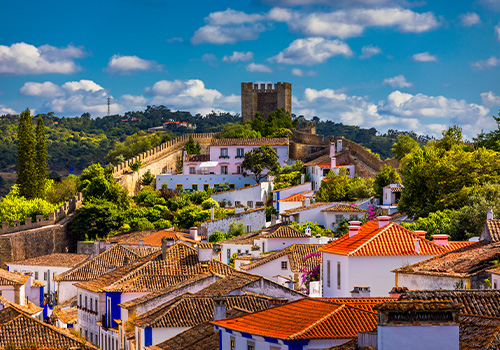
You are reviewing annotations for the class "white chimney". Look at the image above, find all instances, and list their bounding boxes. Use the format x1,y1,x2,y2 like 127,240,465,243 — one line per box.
190,227,199,241
330,142,336,158
349,221,361,227
349,225,360,238
377,216,391,229
351,286,370,297
432,234,449,246
309,281,321,297
414,238,420,253
196,244,213,262
300,174,305,184
305,224,312,236
487,209,494,220
271,214,277,226
337,139,343,152
213,297,227,321
414,231,427,239
304,197,311,207
210,206,215,221
138,240,145,246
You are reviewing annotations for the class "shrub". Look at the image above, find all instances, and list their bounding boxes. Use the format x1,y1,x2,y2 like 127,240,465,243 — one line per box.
201,198,219,210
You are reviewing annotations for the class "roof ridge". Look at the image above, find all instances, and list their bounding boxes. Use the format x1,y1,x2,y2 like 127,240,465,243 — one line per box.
289,302,344,340
348,221,391,256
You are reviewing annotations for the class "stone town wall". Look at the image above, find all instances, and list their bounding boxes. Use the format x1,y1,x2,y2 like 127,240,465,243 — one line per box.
338,137,399,172
291,129,326,145
241,82,292,122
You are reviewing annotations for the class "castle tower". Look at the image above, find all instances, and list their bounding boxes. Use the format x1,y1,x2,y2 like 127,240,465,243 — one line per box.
241,82,292,122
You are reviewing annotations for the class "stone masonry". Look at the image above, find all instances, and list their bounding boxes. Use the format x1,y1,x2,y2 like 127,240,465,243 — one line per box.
241,82,292,122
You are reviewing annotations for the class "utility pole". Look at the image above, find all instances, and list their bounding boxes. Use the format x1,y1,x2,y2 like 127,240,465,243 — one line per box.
107,97,111,116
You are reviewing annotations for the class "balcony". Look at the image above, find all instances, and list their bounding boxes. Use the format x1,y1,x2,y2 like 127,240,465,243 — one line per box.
219,155,230,159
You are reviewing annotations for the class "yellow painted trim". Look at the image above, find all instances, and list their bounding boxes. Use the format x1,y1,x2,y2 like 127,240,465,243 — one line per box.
466,279,471,289
176,184,183,190
203,183,210,191
191,184,199,191
395,273,398,288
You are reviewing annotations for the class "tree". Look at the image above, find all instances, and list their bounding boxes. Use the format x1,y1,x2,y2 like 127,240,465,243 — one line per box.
435,125,463,151
68,200,122,241
315,168,351,202
140,169,155,186
391,134,420,160
16,108,36,199
219,123,261,139
374,165,401,198
474,113,500,151
34,116,48,198
185,135,201,154
129,160,141,172
250,113,266,136
241,145,280,183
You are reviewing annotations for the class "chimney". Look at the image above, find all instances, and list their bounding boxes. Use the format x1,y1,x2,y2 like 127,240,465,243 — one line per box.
414,238,420,253
300,174,305,184
377,216,391,229
190,227,199,241
487,209,494,220
330,142,336,158
271,214,277,226
138,240,145,247
432,234,449,246
305,223,312,236
213,296,227,321
350,286,370,297
304,197,311,207
337,139,343,152
414,231,427,239
161,237,168,260
349,221,361,227
197,244,212,262
211,206,215,221
348,225,360,238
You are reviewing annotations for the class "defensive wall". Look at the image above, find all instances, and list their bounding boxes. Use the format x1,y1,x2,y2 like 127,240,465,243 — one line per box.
338,137,399,172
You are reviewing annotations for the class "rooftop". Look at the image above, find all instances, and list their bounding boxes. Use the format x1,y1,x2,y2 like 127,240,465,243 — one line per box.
240,244,322,273
7,253,90,268
483,220,500,242
320,221,447,256
278,191,315,203
317,297,398,312
210,137,289,147
106,229,193,247
303,152,349,167
185,154,210,163
0,296,43,316
321,204,366,213
0,269,28,286
374,300,463,312
459,314,500,350
212,298,377,340
261,224,311,239
281,202,335,215
219,231,261,245
393,241,500,278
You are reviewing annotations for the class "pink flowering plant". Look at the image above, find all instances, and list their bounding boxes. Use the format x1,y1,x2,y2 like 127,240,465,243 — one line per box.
366,205,377,221
299,251,321,295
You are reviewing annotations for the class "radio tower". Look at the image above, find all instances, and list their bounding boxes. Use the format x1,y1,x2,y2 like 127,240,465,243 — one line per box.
107,97,111,116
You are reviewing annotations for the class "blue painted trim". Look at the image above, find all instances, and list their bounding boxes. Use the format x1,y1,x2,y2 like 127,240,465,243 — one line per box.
145,327,153,347
283,339,310,349
276,190,280,218
226,329,232,334
39,287,44,307
219,330,223,350
105,292,122,328
264,336,280,343
241,332,253,339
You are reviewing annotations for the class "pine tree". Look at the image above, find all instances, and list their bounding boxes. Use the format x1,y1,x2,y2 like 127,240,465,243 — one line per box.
34,115,48,198
16,108,36,199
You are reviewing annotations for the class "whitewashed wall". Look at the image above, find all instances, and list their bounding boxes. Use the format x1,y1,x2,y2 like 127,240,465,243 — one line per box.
202,208,266,238
156,174,259,191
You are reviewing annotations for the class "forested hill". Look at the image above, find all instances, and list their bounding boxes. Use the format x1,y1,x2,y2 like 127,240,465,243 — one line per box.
0,105,430,175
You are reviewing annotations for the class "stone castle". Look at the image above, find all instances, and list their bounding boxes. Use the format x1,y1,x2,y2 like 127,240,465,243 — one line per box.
241,82,292,122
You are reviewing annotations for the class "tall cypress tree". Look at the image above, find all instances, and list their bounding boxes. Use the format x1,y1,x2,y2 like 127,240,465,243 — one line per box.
34,116,48,198
16,108,36,198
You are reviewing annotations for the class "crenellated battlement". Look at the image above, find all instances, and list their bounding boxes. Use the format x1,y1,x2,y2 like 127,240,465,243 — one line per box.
241,81,292,122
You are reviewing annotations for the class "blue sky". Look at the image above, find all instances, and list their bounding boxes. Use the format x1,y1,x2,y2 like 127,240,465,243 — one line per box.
1,0,500,138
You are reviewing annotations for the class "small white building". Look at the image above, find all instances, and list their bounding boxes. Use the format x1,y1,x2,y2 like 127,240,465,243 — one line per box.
220,231,261,264
320,217,449,297
277,190,315,215
272,182,312,215
0,269,44,320
210,182,273,208
382,183,404,206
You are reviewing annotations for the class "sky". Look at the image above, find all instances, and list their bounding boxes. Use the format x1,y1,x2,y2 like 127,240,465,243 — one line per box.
1,0,500,138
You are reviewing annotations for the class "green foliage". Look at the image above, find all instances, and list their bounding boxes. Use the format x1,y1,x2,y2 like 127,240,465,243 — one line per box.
34,116,48,198
228,253,238,267
45,176,78,204
78,163,129,208
166,195,191,211
226,222,246,238
266,206,277,221
201,198,219,210
185,134,201,154
316,169,372,202
274,171,302,190
140,169,155,186
391,134,420,161
133,187,166,207
291,220,334,237
435,125,464,151
106,131,172,164
173,205,210,229
270,128,293,139
374,165,401,198
68,200,122,240
475,114,500,151
129,160,141,172
16,108,36,199
219,123,261,139
241,145,280,183
335,219,351,237
209,230,226,243
349,176,376,199
152,219,172,229
401,210,455,240
187,190,210,205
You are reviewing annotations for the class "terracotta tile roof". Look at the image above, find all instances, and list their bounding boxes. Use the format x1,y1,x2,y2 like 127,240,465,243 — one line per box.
0,269,28,286
31,279,45,287
240,244,322,272
304,153,349,167
374,300,463,312
132,294,270,328
0,296,43,316
278,191,315,203
220,231,261,245
459,314,500,350
321,204,366,213
195,272,260,296
107,229,190,247
317,297,398,312
393,241,500,278
185,154,210,162
52,305,78,325
320,221,447,256
272,182,311,193
444,241,475,251
483,220,500,242
8,253,89,268
54,244,159,282
0,306,97,349
399,290,500,317
210,137,289,147
212,298,377,340
261,224,310,239
146,308,247,350
281,202,336,215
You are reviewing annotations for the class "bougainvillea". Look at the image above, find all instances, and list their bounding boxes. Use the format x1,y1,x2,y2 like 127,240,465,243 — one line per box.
299,251,321,295
366,205,377,221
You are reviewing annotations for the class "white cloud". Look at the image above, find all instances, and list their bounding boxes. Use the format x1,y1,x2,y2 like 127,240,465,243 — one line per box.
0,42,85,75
121,94,149,110
206,9,265,25
359,45,382,59
291,68,317,76
246,63,273,73
62,80,104,93
383,75,413,88
481,91,500,107
0,105,15,115
262,0,397,6
106,54,161,73
459,12,480,26
146,79,239,114
271,37,352,65
20,81,64,98
472,56,500,69
412,52,438,62
223,51,254,63
201,53,217,63
495,22,500,40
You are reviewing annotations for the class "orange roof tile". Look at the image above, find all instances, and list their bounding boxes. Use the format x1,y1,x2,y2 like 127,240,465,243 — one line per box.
321,204,366,213
212,298,377,340
278,191,314,203
319,221,448,256
443,241,475,251
317,297,398,312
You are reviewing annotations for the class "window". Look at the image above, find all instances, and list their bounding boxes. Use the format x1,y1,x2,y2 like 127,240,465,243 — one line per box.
189,167,195,174
90,333,93,343
203,184,209,191
350,215,359,220
85,296,87,309
176,184,183,191
327,261,331,288
90,297,93,311
247,201,253,208
85,329,88,340
214,183,220,191
270,347,281,350
235,201,241,206
230,337,236,350
34,271,38,280
44,272,47,281
220,148,228,158
244,183,251,187
247,341,255,350
229,183,235,189
192,184,198,191
281,261,288,270
79,294,82,307
236,148,244,157
221,166,228,174
137,331,141,350
262,242,265,252
227,249,231,263
237,166,242,174
246,225,251,233
95,299,98,313
337,262,341,290
335,215,344,223
245,250,249,254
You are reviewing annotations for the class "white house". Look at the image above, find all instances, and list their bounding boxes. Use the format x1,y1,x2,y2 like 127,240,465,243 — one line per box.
0,269,44,320
254,224,318,253
382,183,404,206
320,217,449,297
272,182,312,216
210,182,273,208
277,190,315,215
220,231,261,264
